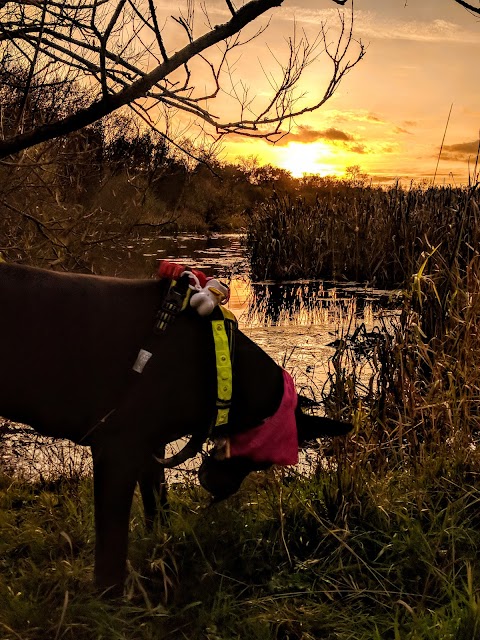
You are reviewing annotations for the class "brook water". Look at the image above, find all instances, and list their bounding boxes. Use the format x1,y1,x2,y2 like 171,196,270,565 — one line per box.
1,234,399,479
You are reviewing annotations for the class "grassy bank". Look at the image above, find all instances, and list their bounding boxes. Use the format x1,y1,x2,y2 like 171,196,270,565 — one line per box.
246,184,480,286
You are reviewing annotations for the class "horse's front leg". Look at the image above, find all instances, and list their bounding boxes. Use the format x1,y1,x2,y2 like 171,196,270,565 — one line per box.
91,438,141,594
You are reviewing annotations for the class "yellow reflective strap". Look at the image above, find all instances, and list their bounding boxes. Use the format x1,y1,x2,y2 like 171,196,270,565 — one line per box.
216,408,230,426
211,318,233,427
181,288,192,311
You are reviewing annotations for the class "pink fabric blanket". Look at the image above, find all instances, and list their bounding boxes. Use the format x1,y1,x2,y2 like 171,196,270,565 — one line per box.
228,369,299,465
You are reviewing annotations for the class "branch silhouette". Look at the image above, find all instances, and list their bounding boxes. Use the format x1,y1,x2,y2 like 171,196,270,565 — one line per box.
0,0,363,158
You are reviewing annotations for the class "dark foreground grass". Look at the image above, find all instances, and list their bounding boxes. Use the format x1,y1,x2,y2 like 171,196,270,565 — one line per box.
1,460,480,640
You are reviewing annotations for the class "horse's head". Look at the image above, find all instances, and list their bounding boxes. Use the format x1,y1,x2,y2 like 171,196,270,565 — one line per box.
198,397,353,501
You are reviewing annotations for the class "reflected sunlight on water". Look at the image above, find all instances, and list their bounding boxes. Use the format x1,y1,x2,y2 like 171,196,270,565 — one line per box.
225,277,399,395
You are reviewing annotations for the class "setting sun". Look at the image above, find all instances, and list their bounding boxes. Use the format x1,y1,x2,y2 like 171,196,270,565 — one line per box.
276,142,339,178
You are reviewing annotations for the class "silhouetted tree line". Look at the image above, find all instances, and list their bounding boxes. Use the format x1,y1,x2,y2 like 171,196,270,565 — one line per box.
0,64,375,269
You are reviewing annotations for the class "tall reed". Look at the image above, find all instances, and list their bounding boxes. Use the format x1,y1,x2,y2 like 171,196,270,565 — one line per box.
246,184,480,287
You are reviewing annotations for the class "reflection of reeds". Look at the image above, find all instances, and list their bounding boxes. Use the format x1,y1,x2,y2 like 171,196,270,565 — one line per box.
244,281,392,327
246,185,480,287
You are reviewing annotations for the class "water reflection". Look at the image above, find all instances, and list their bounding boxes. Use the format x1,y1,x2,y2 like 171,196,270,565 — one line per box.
98,233,245,279
220,277,401,399
225,278,399,326
150,234,245,277
98,233,400,331
243,281,393,327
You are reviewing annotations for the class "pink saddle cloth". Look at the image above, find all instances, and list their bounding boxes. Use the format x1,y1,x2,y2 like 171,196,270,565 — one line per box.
227,369,299,465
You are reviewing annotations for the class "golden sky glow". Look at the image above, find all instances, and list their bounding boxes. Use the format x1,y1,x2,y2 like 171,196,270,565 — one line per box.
213,0,480,184
276,142,339,178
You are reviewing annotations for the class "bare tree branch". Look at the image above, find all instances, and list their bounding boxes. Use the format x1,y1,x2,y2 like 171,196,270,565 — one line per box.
146,0,168,62
453,0,480,14
14,1,47,133
0,0,364,159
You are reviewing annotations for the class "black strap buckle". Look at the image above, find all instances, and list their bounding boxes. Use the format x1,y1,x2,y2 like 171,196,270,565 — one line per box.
155,275,190,333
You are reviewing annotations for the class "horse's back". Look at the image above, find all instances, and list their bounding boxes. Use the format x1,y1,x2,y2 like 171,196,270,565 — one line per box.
0,263,160,437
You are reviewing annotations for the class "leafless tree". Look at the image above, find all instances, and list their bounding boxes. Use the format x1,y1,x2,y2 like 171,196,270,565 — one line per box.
0,0,364,159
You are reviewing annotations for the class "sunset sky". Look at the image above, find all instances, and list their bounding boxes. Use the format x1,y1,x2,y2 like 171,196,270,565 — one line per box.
212,0,480,183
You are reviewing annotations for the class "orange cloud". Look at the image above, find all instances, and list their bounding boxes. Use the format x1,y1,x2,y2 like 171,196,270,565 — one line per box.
394,126,412,135
441,140,480,163
277,125,353,145
444,140,479,154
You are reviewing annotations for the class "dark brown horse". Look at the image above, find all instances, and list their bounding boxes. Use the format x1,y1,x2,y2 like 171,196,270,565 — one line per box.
0,262,351,592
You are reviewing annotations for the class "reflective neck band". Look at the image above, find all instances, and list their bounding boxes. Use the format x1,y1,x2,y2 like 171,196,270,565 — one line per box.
211,307,236,427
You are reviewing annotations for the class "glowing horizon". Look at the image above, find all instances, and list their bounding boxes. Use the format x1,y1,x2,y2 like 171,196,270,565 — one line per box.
217,0,479,185
275,142,341,178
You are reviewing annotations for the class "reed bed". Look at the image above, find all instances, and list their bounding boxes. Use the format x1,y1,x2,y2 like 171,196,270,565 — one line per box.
246,184,480,287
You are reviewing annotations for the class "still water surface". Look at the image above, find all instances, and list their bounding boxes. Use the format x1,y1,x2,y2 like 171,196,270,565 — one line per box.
1,233,400,479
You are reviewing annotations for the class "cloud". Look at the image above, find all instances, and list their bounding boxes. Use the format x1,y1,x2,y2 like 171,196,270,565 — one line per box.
281,7,480,45
321,127,353,141
277,125,353,145
356,17,480,44
394,126,412,135
347,141,396,156
350,144,367,154
276,125,394,157
365,113,383,123
325,109,388,126
444,140,479,154
324,110,414,138
440,140,480,163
